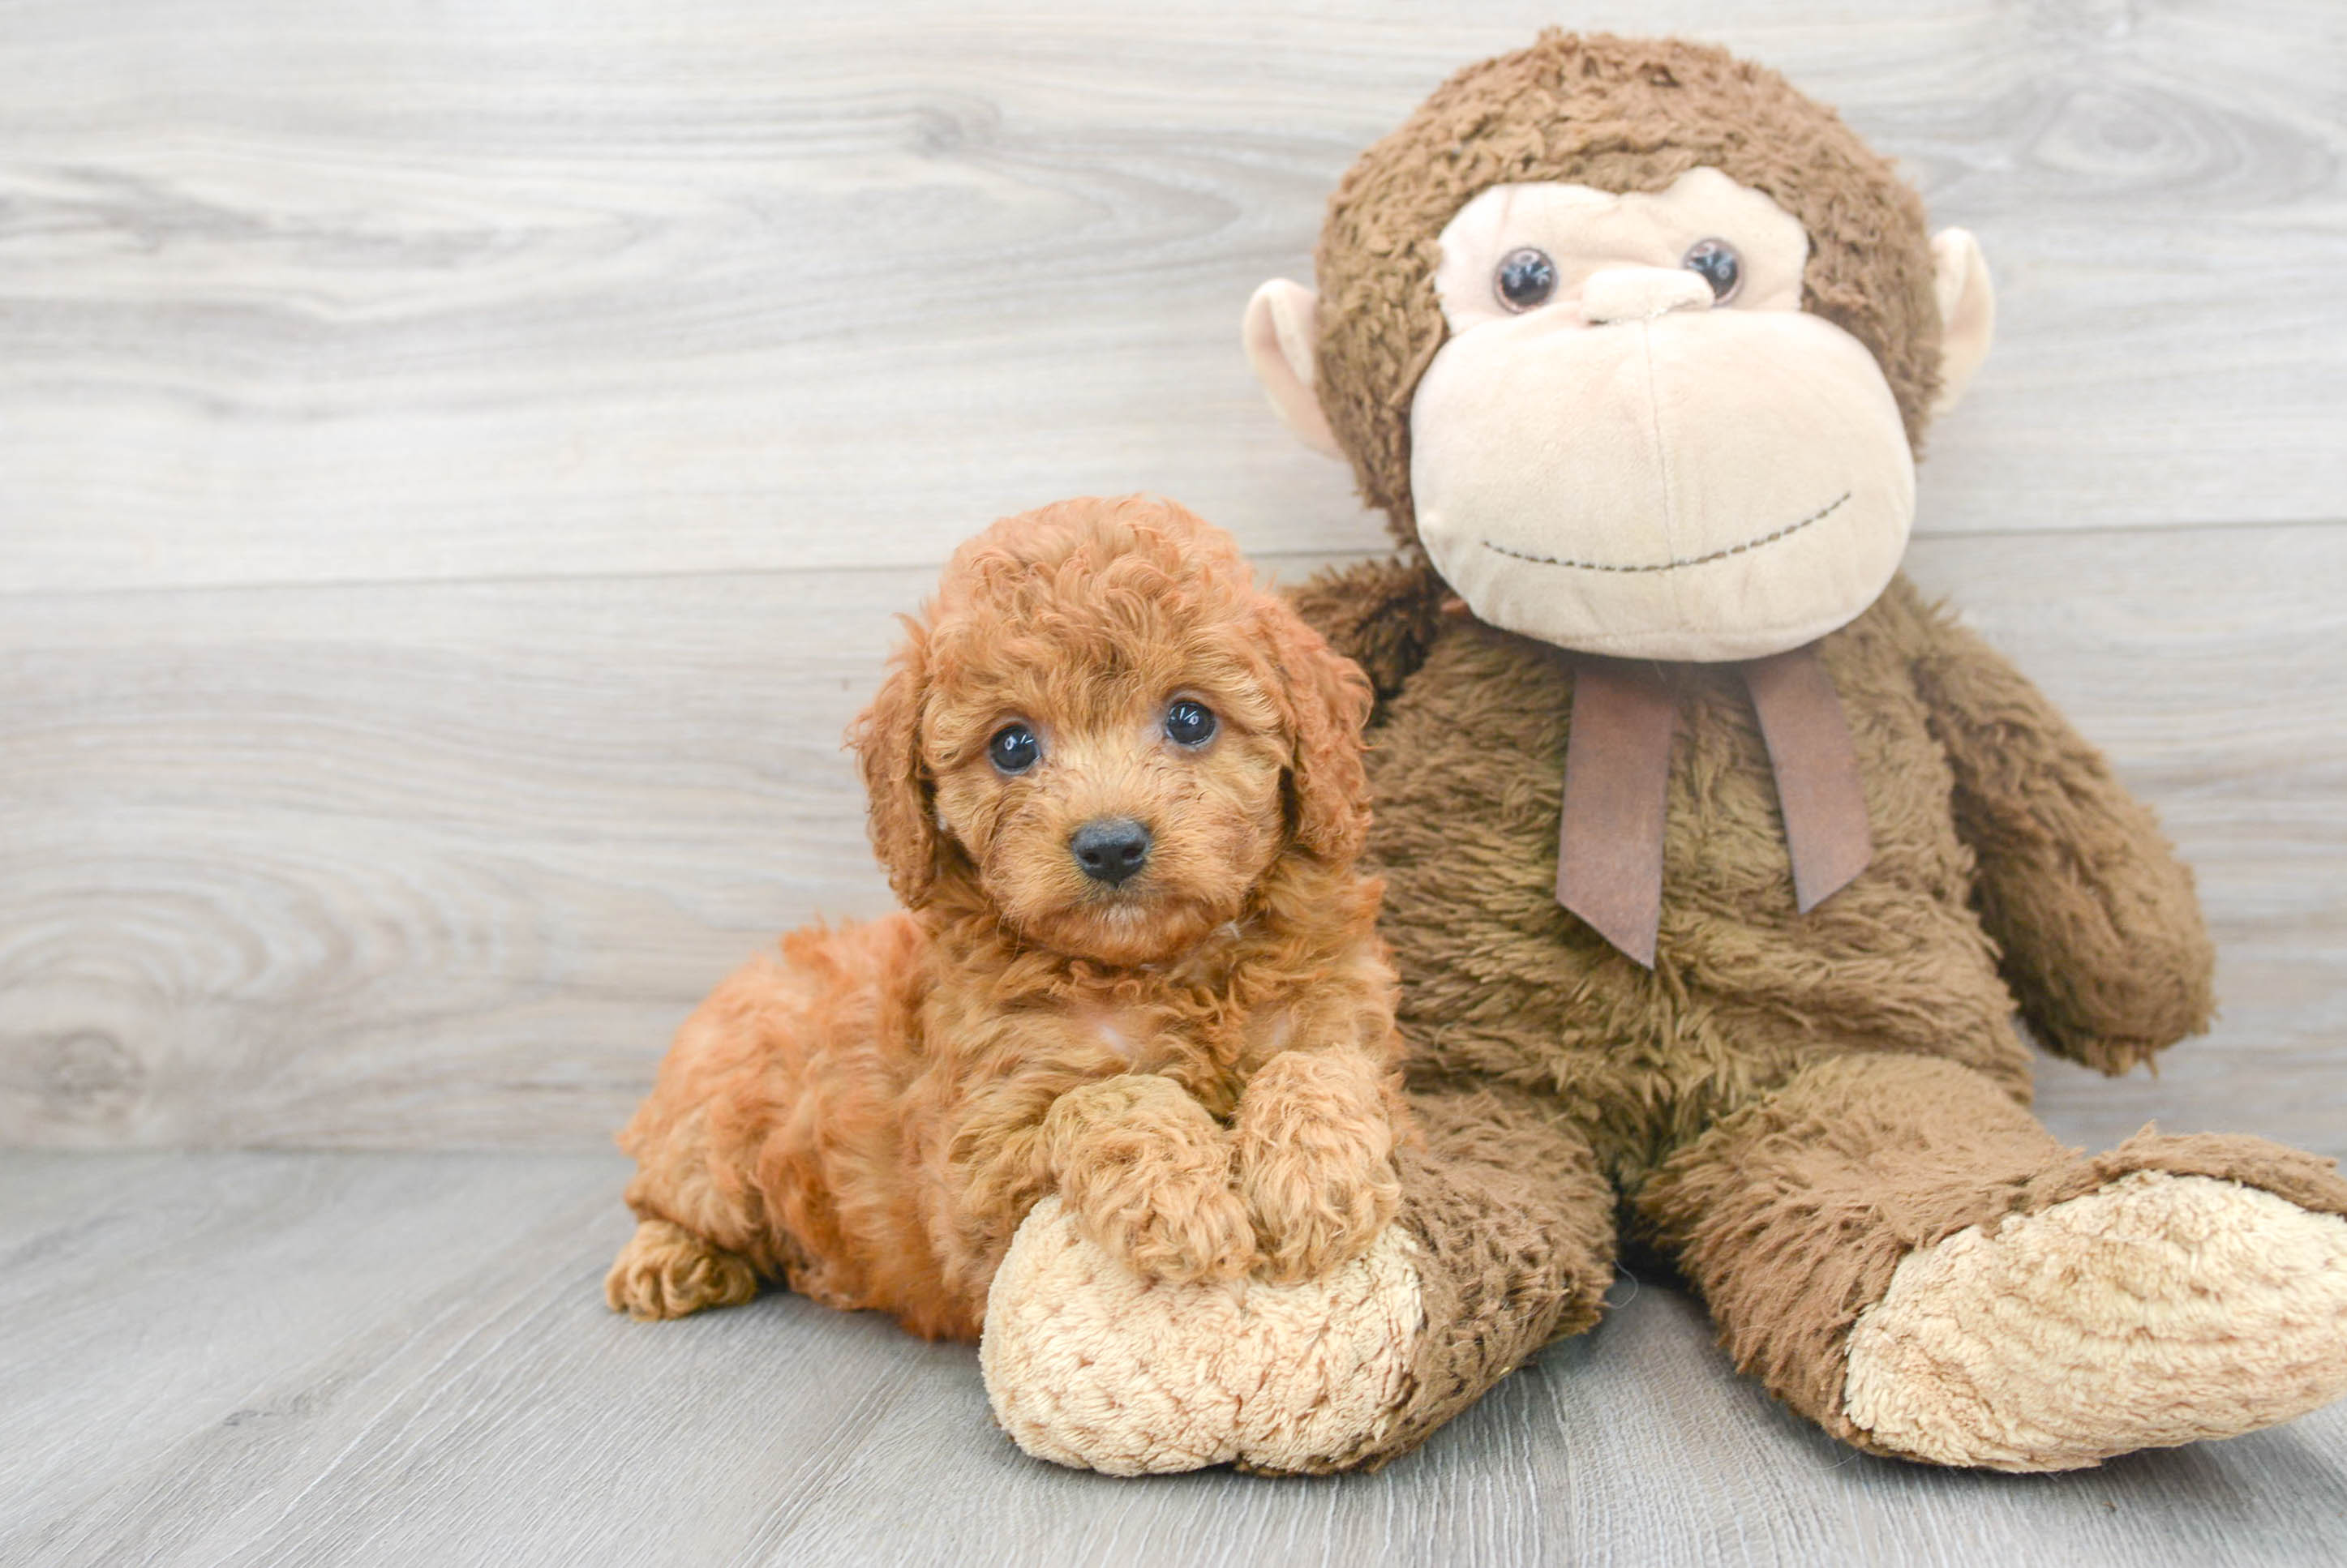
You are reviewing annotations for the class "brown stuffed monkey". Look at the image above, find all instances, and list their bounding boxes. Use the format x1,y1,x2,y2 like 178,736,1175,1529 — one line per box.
977,32,2347,1476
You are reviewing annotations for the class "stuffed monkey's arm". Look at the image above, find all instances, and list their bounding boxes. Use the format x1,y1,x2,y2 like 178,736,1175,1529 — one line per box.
1285,555,1448,713
1900,582,2215,1074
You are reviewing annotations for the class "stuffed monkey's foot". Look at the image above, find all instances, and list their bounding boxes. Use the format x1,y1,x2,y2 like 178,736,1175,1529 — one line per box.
980,1086,1617,1475
1843,1172,2347,1470
980,1196,1424,1476
1641,1055,2347,1469
606,1218,761,1321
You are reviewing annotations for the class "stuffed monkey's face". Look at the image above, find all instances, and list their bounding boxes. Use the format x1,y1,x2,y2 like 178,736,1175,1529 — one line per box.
1247,166,1994,663
1411,169,1913,660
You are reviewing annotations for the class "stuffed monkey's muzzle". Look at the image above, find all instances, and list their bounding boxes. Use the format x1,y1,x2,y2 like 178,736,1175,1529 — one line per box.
1407,302,1916,663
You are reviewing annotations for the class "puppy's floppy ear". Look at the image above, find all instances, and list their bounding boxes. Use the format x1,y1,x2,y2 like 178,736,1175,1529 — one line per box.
851,619,942,907
1262,593,1375,864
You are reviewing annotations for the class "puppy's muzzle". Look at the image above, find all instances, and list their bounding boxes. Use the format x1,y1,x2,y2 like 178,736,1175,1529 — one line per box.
1071,818,1152,888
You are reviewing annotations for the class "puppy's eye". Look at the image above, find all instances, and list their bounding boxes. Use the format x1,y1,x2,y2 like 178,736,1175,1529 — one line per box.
1494,247,1557,312
988,723,1040,774
1163,700,1217,748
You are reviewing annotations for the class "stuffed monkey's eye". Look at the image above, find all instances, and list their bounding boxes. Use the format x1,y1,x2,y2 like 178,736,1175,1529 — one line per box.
1681,238,1743,302
1493,247,1558,312
1163,700,1217,748
988,723,1040,774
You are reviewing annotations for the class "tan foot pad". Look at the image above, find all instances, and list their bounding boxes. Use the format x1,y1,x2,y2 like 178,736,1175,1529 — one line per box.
1844,1171,2347,1470
980,1197,1423,1475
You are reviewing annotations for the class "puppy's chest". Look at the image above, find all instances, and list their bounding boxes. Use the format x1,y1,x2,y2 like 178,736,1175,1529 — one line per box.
1076,996,1289,1120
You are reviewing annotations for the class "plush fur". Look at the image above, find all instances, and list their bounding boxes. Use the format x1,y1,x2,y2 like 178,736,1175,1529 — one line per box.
1311,30,1945,542
979,33,2347,1476
607,495,1408,1341
1640,1052,2347,1456
1270,32,2347,1470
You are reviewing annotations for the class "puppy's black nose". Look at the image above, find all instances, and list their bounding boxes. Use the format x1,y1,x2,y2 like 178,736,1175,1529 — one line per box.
1071,818,1152,887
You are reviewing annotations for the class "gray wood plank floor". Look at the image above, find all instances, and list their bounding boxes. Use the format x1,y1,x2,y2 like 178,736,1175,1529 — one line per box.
5,1151,2344,1568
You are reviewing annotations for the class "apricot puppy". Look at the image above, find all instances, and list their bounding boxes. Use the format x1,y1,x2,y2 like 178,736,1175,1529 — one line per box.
607,495,1406,1340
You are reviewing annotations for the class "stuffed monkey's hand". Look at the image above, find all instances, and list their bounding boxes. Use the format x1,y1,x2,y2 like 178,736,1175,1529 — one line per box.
1234,1049,1405,1283
1039,1074,1256,1285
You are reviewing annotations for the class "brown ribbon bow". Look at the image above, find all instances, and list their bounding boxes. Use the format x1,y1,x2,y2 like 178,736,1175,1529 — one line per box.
1555,644,1872,967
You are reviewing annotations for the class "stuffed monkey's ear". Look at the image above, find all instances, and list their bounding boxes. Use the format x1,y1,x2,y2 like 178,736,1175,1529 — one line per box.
1264,596,1375,865
1930,229,1995,416
850,627,941,908
1242,281,1346,460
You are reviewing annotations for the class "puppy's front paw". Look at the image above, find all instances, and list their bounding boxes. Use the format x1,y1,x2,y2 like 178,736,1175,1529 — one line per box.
1235,1051,1403,1283
1097,1175,1259,1286
606,1218,760,1321
1043,1074,1256,1285
1242,1146,1400,1285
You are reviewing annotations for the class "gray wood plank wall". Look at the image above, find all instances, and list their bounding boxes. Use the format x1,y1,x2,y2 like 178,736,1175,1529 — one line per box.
4,0,2344,1156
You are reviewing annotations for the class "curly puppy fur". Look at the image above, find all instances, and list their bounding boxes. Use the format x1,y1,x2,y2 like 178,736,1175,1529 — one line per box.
608,495,1408,1340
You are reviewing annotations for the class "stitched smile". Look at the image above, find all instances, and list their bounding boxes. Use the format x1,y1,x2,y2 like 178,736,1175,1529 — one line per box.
1479,491,1851,574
